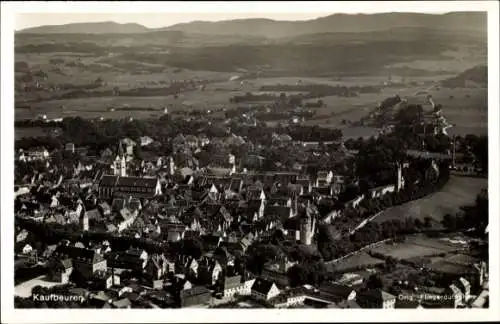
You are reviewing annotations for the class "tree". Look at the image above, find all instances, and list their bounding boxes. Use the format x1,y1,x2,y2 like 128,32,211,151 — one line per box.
423,217,433,229
385,257,398,272
182,238,204,259
366,274,384,289
442,213,457,230
287,265,309,287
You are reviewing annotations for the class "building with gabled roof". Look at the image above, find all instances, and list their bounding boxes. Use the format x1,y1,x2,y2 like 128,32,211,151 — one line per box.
251,278,280,301
52,245,107,280
99,175,161,199
356,289,396,309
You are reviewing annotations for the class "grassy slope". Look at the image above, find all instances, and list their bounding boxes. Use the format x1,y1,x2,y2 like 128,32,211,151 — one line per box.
374,176,488,224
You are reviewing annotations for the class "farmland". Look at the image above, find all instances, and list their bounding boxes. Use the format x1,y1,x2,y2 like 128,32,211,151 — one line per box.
373,176,488,224
14,24,488,139
331,252,385,272
369,234,466,260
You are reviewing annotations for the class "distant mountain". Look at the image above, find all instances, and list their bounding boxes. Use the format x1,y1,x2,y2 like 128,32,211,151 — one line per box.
441,65,488,88
17,12,486,37
161,12,487,38
17,21,150,34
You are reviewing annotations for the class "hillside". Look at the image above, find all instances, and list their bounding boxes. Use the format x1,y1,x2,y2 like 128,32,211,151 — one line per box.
17,21,150,34
374,176,487,224
17,12,486,37
162,12,487,38
440,65,488,88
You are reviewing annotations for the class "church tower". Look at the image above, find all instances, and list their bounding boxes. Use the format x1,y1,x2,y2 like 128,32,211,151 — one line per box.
78,201,88,231
396,162,403,192
114,141,127,176
300,201,316,246
168,156,176,176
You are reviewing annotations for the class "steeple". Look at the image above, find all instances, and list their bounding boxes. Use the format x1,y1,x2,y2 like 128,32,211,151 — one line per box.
118,141,125,158
114,140,127,176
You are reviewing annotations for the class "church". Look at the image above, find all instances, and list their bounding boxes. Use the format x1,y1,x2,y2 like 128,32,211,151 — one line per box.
98,141,162,200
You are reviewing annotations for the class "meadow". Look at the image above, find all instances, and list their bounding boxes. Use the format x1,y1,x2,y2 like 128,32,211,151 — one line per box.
373,176,488,224
14,32,488,140
369,235,463,260
331,252,385,272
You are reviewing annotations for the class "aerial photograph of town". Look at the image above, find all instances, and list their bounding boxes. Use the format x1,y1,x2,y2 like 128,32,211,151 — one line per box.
5,2,493,316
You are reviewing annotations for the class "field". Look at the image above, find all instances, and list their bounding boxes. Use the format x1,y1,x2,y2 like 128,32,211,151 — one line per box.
15,127,53,140
373,176,488,224
332,252,385,272
14,29,488,139
369,234,465,260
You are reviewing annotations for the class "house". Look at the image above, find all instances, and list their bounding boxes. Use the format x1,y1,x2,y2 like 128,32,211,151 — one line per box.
21,244,33,255
447,284,464,308
85,209,103,222
52,245,107,280
336,300,362,309
264,205,293,227
270,288,307,308
201,235,223,251
16,229,29,243
89,291,113,308
112,298,132,309
175,275,193,291
106,249,148,272
42,244,58,260
335,273,364,287
161,221,186,242
179,286,212,308
345,194,365,209
198,259,222,286
222,275,245,298
251,278,280,301
367,184,396,199
470,289,489,308
311,186,333,197
318,282,357,303
181,257,199,279
121,138,136,156
98,202,112,216
49,258,73,284
19,147,50,162
65,143,75,153
116,208,139,232
357,289,396,309
107,286,133,300
246,187,266,201
316,171,333,186
458,277,471,302
93,269,120,290
139,136,154,147
261,258,296,287
99,175,162,200
146,254,175,281
246,200,265,221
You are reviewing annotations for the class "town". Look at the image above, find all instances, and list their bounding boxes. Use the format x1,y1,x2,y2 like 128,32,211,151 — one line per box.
13,95,489,309
9,8,490,313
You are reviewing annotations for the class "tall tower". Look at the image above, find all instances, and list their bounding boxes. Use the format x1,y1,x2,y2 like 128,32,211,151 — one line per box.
78,201,88,231
168,156,176,176
396,162,403,192
300,201,316,246
114,141,127,176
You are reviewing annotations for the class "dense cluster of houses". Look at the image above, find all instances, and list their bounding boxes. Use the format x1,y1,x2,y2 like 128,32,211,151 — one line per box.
14,131,487,309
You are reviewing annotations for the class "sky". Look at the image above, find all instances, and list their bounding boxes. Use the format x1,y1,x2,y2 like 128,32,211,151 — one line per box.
11,1,463,31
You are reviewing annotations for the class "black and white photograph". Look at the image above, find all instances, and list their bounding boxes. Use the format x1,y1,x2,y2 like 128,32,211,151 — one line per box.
1,1,499,323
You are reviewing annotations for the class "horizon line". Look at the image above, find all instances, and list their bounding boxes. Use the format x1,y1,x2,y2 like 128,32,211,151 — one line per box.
14,11,466,32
